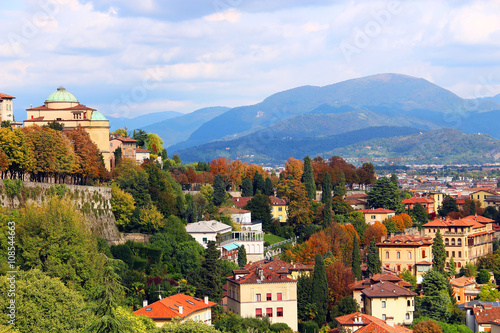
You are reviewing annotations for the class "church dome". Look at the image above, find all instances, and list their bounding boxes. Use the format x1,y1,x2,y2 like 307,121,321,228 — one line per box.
45,86,79,103
91,111,108,121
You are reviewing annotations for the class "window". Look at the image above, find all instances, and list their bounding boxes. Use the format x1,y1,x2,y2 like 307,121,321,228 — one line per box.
451,238,455,246
422,250,426,258
266,308,273,317
278,207,282,212
277,307,283,317
382,314,386,321
277,293,282,301
452,251,455,257
266,293,272,301
255,308,262,318
457,295,461,301
256,294,261,302
202,237,208,244
278,215,283,221
236,218,240,223
446,251,449,257
406,313,410,320
458,262,461,268
371,215,376,220
445,238,449,246
397,265,401,272
458,251,462,258
408,252,412,259
382,301,386,308
407,300,411,306
458,239,462,246
397,252,401,259
385,251,389,259
408,265,412,271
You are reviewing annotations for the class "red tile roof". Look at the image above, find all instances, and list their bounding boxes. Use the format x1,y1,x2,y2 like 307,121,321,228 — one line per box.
269,196,287,206
356,321,413,333
359,208,396,214
136,147,150,153
227,267,295,284
361,281,417,298
378,235,433,247
402,197,434,204
473,307,500,324
0,93,15,99
24,116,45,122
26,104,96,111
422,215,490,229
219,207,251,214
335,312,384,326
134,294,217,320
244,258,312,274
231,197,252,208
349,273,410,290
113,136,137,143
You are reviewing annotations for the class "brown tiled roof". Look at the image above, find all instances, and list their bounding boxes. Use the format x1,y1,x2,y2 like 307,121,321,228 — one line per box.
450,276,476,287
134,293,217,320
0,93,15,99
136,148,150,153
361,281,417,298
335,312,384,326
416,261,432,265
473,307,500,324
269,196,286,205
114,136,137,143
356,321,413,333
349,273,405,291
402,197,434,204
231,197,252,208
346,193,368,199
227,268,295,284
27,104,96,111
359,208,396,214
378,235,433,247
24,116,45,122
244,258,312,273
345,198,367,205
219,207,251,214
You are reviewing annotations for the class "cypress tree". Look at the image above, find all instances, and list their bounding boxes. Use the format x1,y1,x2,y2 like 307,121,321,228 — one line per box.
264,177,274,196
185,198,198,223
352,235,362,280
322,173,332,226
297,274,313,321
197,241,223,302
367,237,382,277
432,229,446,274
448,257,457,276
241,178,253,197
311,254,328,327
302,155,316,200
252,172,264,195
213,174,226,206
333,171,347,197
237,246,247,268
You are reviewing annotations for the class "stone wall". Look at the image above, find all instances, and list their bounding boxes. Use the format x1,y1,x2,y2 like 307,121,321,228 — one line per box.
0,181,121,243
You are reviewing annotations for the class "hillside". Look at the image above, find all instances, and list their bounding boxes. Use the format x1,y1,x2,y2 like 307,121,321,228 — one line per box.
107,111,182,132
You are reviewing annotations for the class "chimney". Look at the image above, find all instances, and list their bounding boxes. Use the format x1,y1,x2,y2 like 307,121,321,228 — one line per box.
385,316,395,327
204,296,209,304
179,305,183,314
143,299,148,307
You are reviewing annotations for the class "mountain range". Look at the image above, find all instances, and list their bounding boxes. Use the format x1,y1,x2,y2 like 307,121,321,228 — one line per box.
105,73,500,165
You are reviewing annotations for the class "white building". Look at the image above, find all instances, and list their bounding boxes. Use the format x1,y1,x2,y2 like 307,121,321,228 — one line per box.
185,220,232,248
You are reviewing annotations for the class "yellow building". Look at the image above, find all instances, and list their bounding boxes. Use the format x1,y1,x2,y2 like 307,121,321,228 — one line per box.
428,191,444,212
134,294,217,328
226,258,311,331
470,189,500,209
270,196,288,222
422,215,495,268
377,235,433,283
362,281,417,326
24,87,111,170
359,208,396,223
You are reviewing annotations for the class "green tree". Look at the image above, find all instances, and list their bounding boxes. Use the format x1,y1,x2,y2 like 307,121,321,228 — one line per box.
412,202,429,225
252,171,265,195
476,269,491,284
213,174,226,206
241,178,253,196
367,177,402,212
197,241,224,302
477,281,500,301
401,268,417,290
138,204,165,232
114,159,151,207
113,147,122,165
244,193,273,232
111,184,136,229
331,296,359,319
367,237,382,276
0,269,90,333
185,197,198,223
351,235,361,280
322,173,332,226
162,319,222,333
438,196,459,217
46,120,64,131
146,133,164,158
264,177,274,196
333,171,347,197
0,120,11,128
448,257,457,276
132,129,148,148
432,229,446,274
311,254,328,327
419,270,452,322
302,155,316,200
297,274,313,322
237,246,247,269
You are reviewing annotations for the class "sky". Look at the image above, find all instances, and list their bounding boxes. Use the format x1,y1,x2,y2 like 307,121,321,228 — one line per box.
1,0,500,120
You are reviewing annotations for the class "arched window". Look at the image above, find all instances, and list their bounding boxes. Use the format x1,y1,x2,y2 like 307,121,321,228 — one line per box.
397,252,401,259
458,262,462,268
422,250,426,258
408,251,412,259
406,313,410,320
407,300,411,307
445,238,449,246
386,251,389,259
458,239,462,246
451,238,455,246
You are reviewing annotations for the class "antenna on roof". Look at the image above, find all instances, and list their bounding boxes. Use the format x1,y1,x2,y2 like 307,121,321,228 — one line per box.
155,284,166,300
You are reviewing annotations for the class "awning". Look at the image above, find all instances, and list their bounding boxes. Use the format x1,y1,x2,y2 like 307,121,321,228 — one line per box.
222,242,241,251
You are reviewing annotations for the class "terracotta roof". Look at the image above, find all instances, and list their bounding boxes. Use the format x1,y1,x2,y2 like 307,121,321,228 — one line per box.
24,116,45,122
349,273,405,291
470,189,499,195
269,196,287,206
450,276,476,287
402,197,434,204
473,307,500,324
0,93,15,99
378,235,433,247
361,281,417,298
491,319,500,326
227,267,296,284
244,258,312,273
231,197,252,208
356,321,413,333
134,294,217,320
423,216,486,229
345,198,367,205
359,208,396,214
416,261,432,265
345,193,368,199
219,207,251,215
335,312,384,326
136,147,150,153
468,230,495,238
113,136,137,143
26,104,96,111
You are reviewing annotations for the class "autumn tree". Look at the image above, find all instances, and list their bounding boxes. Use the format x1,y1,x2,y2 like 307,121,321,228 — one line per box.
363,221,387,246
326,261,354,311
111,183,136,230
0,127,34,179
113,128,129,137
277,179,312,227
413,320,442,333
146,133,164,158
352,234,361,280
284,157,303,181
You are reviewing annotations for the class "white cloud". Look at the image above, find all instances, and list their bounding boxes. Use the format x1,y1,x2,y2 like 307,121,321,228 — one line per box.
204,8,242,23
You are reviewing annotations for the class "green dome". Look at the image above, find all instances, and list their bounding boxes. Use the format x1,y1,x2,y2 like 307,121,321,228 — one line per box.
45,86,78,103
91,111,107,121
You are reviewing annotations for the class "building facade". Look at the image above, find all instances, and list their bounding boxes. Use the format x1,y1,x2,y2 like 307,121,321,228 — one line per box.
0,92,15,123
24,87,111,170
359,208,396,224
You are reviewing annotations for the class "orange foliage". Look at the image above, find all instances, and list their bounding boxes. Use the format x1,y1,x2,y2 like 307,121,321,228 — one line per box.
400,213,413,229
326,261,355,310
284,157,303,181
364,221,388,246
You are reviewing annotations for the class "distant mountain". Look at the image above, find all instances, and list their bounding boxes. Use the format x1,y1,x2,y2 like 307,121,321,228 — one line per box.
175,73,484,150
142,106,230,148
331,128,500,165
107,111,182,132
175,126,421,164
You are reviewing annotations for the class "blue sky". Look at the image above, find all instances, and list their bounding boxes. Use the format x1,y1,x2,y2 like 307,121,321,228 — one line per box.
1,0,500,120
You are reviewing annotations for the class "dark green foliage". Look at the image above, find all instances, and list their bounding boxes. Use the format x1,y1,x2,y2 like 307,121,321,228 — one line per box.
185,197,198,223
213,174,226,206
196,161,210,172
331,296,360,319
114,147,122,164
322,173,332,226
3,179,22,199
237,246,247,268
448,257,457,276
367,177,402,212
244,193,273,232
438,196,459,217
352,235,361,280
418,270,452,323
367,237,382,276
114,164,151,207
312,254,328,327
297,274,313,322
252,171,265,195
333,171,347,197
270,322,291,332
46,120,64,131
432,229,446,274
241,178,253,196
0,120,11,128
299,321,319,333
412,202,429,225
303,155,316,200
264,177,274,196
477,269,490,284
197,241,224,302
132,129,148,148
423,270,449,297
